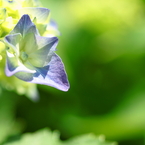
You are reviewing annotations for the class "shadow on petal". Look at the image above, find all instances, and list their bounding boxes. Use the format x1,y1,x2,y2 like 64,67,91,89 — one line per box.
34,65,50,79
15,72,34,82
15,53,70,91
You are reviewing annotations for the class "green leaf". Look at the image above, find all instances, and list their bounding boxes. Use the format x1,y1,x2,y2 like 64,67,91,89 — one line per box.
65,134,117,145
0,90,22,144
4,128,117,145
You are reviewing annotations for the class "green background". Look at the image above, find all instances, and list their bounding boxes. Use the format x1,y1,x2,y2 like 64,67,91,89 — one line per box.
2,0,145,144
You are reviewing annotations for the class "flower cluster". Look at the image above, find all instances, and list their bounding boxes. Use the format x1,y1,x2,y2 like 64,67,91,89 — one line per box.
0,0,69,98
0,0,59,37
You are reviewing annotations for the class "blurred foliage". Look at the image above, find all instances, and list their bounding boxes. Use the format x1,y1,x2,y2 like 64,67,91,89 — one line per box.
3,128,116,145
0,90,22,144
1,0,145,145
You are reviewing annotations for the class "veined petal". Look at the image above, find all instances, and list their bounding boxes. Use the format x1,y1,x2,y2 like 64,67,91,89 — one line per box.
19,7,50,24
10,14,39,37
28,37,58,67
5,51,36,76
15,53,70,91
4,33,22,54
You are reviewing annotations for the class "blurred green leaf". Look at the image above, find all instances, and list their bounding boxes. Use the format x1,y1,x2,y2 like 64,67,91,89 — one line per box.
65,134,117,145
0,89,22,144
4,128,117,145
4,128,60,145
59,79,145,141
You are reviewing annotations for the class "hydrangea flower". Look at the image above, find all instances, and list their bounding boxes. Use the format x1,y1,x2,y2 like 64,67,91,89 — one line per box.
0,0,69,97
4,14,69,91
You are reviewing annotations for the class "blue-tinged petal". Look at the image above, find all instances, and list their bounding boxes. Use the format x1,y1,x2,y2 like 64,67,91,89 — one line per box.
10,14,39,37
43,20,60,37
4,33,22,54
28,36,58,67
35,35,58,50
15,53,70,91
5,51,36,77
48,20,58,30
19,7,50,24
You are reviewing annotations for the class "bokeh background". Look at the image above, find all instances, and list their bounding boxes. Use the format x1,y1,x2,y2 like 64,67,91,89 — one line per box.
2,0,145,144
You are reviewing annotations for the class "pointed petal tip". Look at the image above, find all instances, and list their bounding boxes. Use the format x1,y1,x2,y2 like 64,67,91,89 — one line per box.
57,80,70,92
11,14,39,36
62,84,70,92
21,14,30,19
20,14,32,23
49,36,58,42
51,83,70,92
53,37,59,45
